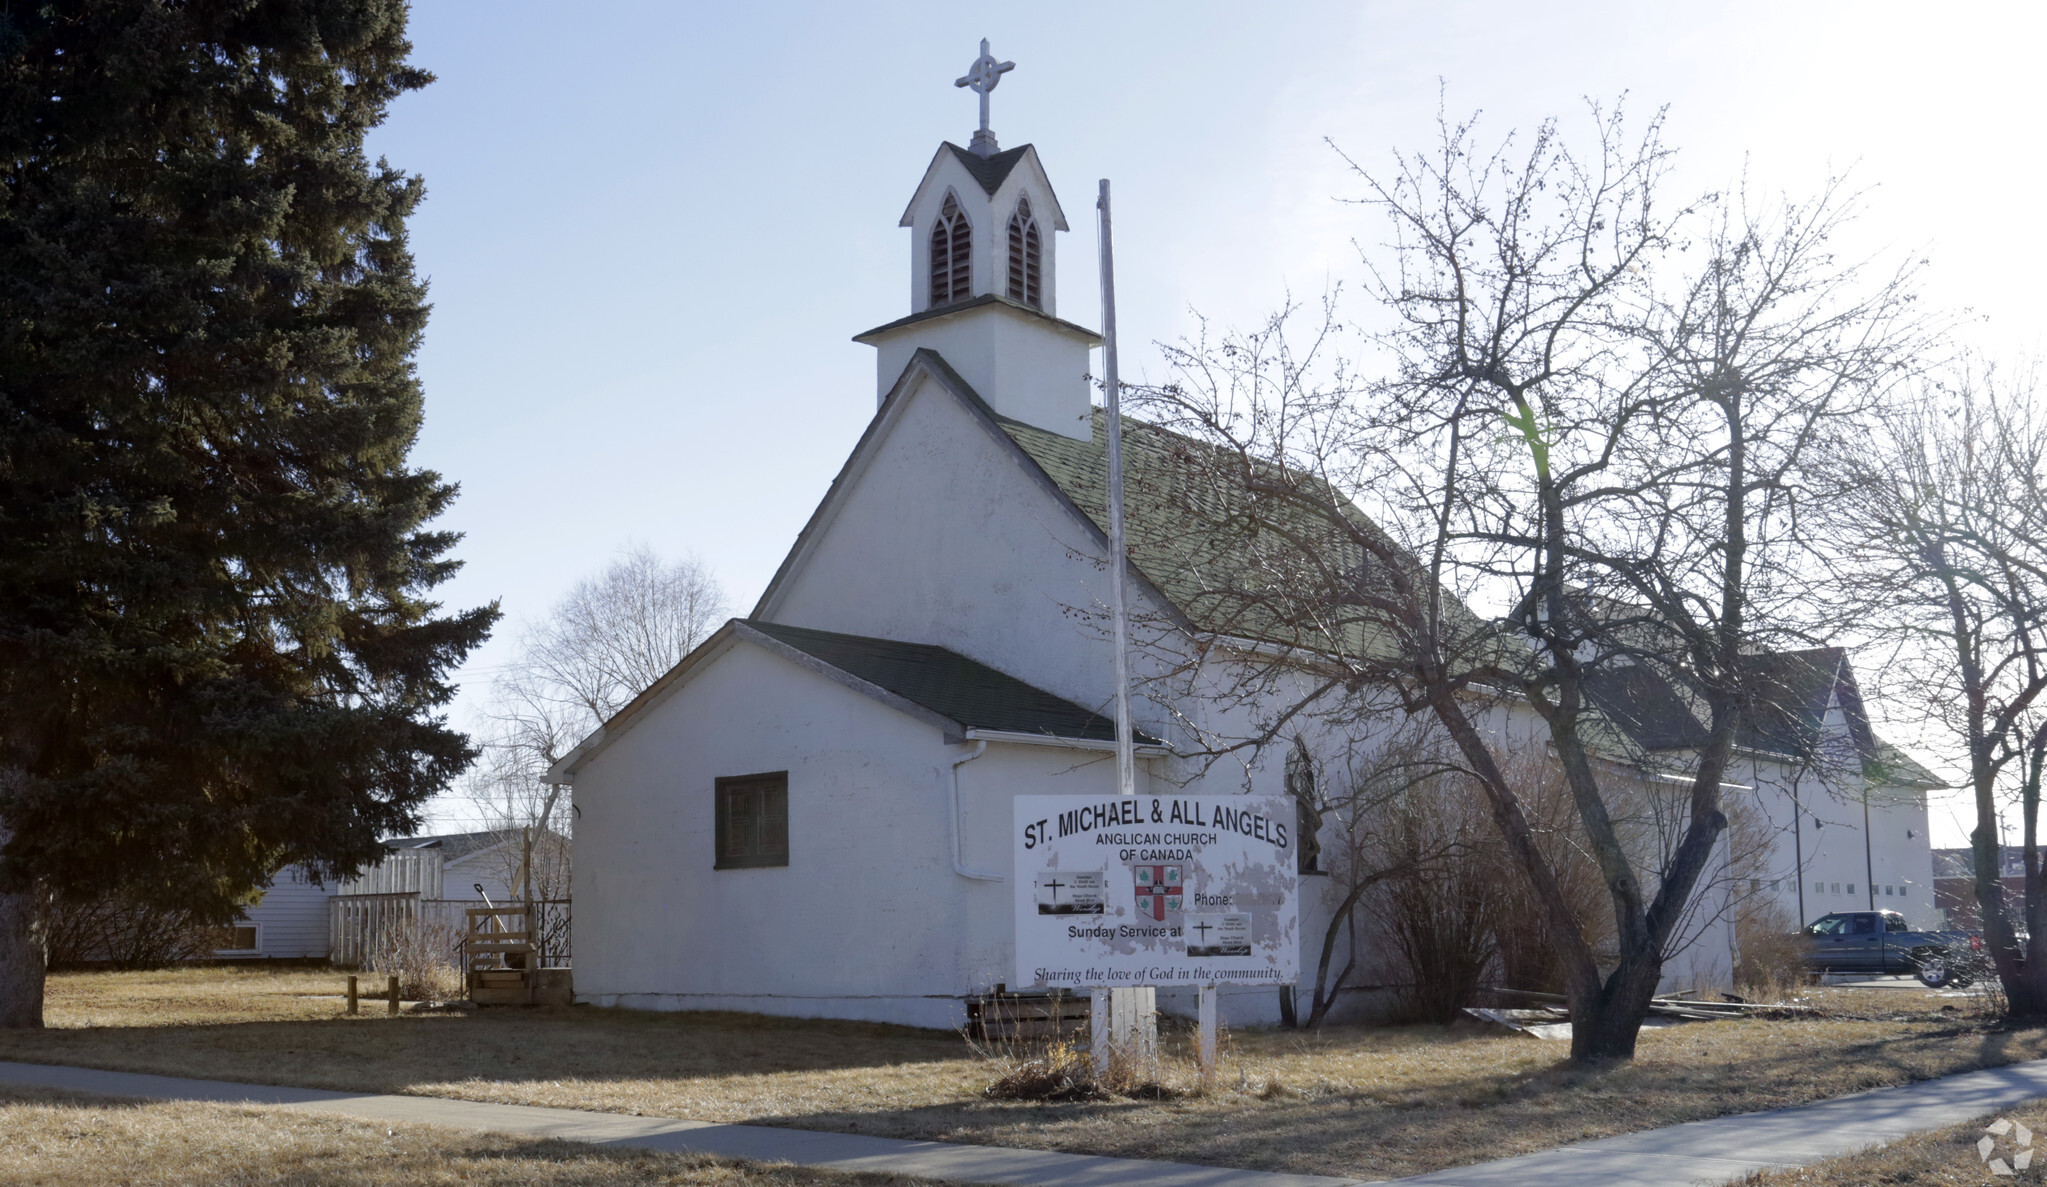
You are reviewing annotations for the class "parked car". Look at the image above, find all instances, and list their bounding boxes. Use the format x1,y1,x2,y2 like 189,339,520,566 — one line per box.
1799,910,1985,988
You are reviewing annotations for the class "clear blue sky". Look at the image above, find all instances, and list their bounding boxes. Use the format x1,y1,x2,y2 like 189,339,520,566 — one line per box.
371,1,2045,840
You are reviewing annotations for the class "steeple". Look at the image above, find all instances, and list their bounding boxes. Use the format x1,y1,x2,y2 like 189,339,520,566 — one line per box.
852,40,1100,441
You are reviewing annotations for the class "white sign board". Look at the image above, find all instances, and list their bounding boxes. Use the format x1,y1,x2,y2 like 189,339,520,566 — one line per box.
1015,794,1299,988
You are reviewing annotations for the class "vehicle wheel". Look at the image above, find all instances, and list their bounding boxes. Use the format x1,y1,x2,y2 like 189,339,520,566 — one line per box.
1915,952,1953,989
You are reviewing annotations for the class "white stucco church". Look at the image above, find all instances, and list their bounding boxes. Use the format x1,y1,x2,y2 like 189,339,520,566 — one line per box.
552,48,1940,1029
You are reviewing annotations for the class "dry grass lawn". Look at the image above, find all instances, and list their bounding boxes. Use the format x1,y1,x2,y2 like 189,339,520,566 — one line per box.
0,1082,962,1186
4,968,2045,1181
1733,1095,2047,1185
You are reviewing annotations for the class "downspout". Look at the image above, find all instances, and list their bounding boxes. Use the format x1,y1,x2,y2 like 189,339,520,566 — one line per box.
949,741,1003,881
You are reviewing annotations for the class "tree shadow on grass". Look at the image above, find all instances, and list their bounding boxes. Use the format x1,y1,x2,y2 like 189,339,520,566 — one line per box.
0,1084,955,1187
0,1005,979,1095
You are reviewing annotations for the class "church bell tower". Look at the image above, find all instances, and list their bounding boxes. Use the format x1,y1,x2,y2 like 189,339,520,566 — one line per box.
853,40,1100,441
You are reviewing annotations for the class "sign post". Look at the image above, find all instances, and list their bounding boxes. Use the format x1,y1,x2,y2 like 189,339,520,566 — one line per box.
1017,792,1299,1080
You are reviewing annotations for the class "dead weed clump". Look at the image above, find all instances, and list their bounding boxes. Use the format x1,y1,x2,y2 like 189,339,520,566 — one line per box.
972,1019,1206,1102
981,1039,1109,1101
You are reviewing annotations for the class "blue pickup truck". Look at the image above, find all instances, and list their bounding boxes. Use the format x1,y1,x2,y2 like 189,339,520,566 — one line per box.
1800,910,1985,988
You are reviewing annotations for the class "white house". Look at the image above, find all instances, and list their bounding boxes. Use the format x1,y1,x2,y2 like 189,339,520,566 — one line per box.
555,81,1937,1028
226,830,524,962
215,864,335,960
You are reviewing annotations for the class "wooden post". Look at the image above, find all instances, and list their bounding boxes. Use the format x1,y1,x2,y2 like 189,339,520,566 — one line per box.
1090,988,1111,1077
386,974,400,1015
1197,984,1218,1089
345,975,358,1016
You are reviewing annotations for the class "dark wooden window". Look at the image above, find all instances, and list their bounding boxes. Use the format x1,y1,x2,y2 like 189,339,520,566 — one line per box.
1284,737,1322,874
929,193,971,306
1006,196,1041,309
715,772,788,869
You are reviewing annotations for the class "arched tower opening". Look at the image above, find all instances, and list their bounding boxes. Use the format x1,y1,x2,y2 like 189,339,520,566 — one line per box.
929,192,972,306
1007,195,1042,309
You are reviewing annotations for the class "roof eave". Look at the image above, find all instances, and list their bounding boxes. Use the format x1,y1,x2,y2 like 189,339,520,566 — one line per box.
852,293,1102,345
965,727,1170,755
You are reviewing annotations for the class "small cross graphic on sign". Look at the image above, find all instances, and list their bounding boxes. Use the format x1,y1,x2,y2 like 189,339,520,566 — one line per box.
1043,877,1066,902
954,38,1014,138
1192,920,1214,942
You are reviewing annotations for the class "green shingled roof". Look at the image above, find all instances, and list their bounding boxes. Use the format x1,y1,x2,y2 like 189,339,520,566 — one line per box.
995,406,1446,664
748,621,1159,745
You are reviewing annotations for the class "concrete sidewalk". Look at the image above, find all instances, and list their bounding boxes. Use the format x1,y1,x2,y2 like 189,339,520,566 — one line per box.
0,1060,1365,1187
5,1057,2047,1187
1404,1057,2047,1186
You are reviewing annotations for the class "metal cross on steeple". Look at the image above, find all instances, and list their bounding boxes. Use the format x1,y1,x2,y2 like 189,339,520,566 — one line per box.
954,38,1014,158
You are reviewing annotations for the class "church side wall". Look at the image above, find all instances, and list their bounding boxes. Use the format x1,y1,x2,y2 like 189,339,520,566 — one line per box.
572,643,973,1027
571,642,1185,1029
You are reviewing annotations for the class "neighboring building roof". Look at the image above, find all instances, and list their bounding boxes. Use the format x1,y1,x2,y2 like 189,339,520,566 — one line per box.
1579,646,1942,788
382,830,516,861
1583,664,1713,751
1933,847,2029,880
1737,648,1856,759
747,621,1159,745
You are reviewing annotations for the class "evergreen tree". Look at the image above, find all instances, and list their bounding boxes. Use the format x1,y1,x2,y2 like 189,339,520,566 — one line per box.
0,1,496,1026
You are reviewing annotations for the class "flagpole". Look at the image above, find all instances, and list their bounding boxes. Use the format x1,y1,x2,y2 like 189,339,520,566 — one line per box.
1098,179,1135,801
1095,178,1159,1078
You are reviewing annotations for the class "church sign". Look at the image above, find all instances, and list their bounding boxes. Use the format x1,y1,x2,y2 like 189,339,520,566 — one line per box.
1014,794,1299,988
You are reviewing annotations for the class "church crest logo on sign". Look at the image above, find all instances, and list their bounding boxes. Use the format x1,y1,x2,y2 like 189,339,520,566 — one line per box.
1133,864,1182,920
1014,795,1299,989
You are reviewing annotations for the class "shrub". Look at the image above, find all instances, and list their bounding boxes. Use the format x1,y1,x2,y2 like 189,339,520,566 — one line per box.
365,912,464,1001
1733,898,1806,999
42,893,217,969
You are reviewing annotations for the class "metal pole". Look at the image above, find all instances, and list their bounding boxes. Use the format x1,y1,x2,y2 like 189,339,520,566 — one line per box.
1093,177,1144,1080
1792,768,1806,925
1098,178,1135,801
345,974,358,1016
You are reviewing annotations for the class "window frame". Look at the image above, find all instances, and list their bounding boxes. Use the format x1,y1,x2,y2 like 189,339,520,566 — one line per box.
213,922,261,955
715,771,790,870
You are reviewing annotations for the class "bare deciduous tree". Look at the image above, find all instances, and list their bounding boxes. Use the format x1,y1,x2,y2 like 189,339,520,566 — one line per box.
1826,365,2047,1016
467,546,726,906
1129,101,1927,1061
